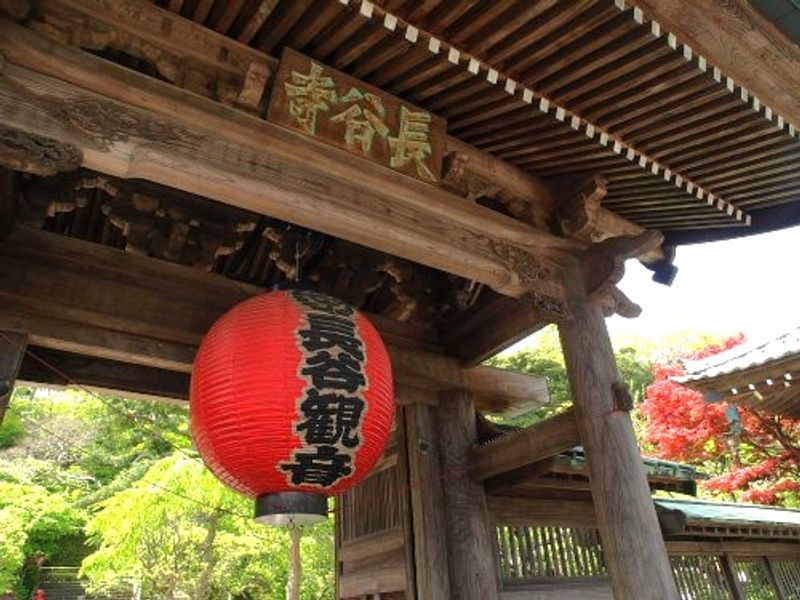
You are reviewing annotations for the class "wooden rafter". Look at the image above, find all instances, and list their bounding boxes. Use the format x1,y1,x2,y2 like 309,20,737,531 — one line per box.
343,0,755,224
628,0,800,134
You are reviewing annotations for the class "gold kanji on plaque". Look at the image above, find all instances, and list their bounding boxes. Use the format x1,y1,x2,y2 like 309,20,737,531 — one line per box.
269,49,445,184
284,61,337,135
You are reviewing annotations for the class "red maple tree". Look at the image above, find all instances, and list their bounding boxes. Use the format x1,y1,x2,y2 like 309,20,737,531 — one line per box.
638,334,800,506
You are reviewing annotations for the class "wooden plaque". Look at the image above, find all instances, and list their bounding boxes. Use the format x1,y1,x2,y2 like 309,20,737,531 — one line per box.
268,48,446,185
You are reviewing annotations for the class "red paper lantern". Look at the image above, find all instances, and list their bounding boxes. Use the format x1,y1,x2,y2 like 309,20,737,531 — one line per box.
190,289,394,525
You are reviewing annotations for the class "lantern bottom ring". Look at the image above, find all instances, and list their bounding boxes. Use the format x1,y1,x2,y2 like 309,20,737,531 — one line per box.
254,491,327,527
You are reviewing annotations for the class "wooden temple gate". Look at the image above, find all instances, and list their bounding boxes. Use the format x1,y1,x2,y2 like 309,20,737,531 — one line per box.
1,1,800,599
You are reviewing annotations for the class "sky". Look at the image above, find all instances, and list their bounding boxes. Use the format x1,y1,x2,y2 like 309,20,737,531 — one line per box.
509,224,800,352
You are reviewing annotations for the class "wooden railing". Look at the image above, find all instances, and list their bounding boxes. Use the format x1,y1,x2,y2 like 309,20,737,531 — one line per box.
495,523,800,600
496,524,606,580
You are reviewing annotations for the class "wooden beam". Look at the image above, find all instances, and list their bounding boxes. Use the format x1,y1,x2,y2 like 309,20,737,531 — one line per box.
487,497,597,529
443,138,666,264
0,329,26,425
338,562,406,598
463,363,549,417
628,0,800,131
558,298,679,599
338,528,405,565
501,581,612,600
435,391,499,600
18,346,189,404
665,540,800,558
0,125,82,176
0,227,548,413
468,409,579,482
722,554,746,600
483,457,556,495
0,20,576,300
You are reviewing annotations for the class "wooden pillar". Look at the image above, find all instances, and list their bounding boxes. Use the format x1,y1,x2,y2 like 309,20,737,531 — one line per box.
394,407,417,600
405,400,451,599
558,301,679,599
0,330,27,425
435,390,499,600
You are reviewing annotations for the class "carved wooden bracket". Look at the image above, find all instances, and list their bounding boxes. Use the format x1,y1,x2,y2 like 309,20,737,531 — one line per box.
442,151,540,225
580,230,663,318
0,126,82,175
553,174,608,240
549,173,678,285
442,138,555,228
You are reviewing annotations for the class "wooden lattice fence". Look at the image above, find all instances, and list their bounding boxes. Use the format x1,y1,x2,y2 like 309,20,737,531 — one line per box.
495,523,800,599
496,525,606,580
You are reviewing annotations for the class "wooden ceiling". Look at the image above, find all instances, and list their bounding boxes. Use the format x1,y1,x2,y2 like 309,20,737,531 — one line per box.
149,0,800,236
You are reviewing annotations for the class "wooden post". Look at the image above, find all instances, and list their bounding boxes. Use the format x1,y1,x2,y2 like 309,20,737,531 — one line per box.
405,400,451,600
721,554,744,600
435,390,499,600
0,330,27,425
394,406,417,600
558,301,679,599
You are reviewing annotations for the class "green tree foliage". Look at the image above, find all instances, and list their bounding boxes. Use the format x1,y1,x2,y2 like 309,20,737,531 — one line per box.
0,388,335,599
81,454,334,600
0,482,84,596
487,325,656,427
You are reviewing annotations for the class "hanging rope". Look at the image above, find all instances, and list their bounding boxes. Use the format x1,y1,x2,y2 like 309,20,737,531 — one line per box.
285,524,302,600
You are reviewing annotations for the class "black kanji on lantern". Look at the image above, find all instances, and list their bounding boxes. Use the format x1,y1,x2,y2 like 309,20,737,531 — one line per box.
300,351,366,393
279,291,368,487
281,445,354,487
296,389,364,448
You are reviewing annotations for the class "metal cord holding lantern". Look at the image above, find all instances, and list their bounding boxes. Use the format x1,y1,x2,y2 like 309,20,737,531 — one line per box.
190,289,394,526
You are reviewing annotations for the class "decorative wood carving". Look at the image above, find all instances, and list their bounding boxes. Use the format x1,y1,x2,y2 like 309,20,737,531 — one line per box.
20,174,257,270
57,98,200,150
486,240,551,287
551,173,676,282
0,126,82,175
525,290,571,323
